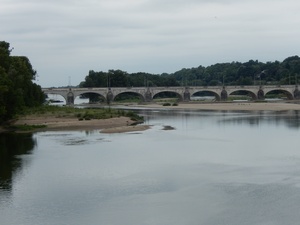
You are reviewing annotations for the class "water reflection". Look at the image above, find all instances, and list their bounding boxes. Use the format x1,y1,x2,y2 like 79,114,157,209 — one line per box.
0,133,36,191
1,110,299,193
132,108,300,129
1,109,300,225
218,110,300,129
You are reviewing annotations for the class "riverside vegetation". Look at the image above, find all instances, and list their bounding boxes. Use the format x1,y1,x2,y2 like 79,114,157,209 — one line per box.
0,41,143,132
7,105,144,132
0,41,45,124
2,39,300,127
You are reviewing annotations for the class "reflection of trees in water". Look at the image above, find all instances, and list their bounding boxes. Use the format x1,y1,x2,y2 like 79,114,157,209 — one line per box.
219,111,300,129
0,133,36,191
281,111,300,129
137,109,300,129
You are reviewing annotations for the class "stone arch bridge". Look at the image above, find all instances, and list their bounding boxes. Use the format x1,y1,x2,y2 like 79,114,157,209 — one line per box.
42,85,300,105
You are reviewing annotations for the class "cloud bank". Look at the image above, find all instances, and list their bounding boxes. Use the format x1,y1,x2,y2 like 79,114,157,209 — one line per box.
1,0,300,87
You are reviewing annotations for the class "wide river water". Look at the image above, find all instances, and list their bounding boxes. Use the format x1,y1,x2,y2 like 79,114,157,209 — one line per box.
1,108,300,225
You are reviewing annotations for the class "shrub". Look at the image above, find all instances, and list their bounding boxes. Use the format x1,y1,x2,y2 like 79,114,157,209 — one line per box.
125,110,143,121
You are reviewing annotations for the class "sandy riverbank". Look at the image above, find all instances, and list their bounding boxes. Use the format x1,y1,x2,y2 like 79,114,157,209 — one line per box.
3,101,300,133
10,116,150,133
131,101,300,111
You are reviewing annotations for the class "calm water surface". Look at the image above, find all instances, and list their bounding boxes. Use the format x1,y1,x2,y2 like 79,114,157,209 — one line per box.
1,109,300,225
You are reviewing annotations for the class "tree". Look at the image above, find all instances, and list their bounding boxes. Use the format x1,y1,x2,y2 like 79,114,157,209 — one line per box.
108,70,128,87
0,41,45,123
78,56,300,88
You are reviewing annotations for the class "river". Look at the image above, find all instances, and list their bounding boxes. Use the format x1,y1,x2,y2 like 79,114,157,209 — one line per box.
1,109,300,225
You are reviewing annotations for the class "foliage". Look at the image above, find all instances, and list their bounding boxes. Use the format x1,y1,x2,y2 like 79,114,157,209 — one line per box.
79,56,300,89
0,41,45,123
124,110,144,121
161,102,178,106
79,70,181,88
114,93,142,103
22,105,143,122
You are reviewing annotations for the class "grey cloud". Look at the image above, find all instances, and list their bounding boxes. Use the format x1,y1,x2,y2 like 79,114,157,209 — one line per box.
1,0,300,87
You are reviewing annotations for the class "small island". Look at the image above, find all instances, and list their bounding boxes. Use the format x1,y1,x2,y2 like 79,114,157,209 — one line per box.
4,106,149,134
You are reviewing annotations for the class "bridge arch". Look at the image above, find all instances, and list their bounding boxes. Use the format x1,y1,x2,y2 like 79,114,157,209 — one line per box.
227,89,257,100
74,95,89,104
113,91,145,102
264,89,294,100
191,90,221,101
153,91,183,101
76,91,107,103
45,93,66,104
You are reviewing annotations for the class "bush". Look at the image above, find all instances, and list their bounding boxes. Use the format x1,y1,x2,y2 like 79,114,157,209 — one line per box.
125,110,143,121
14,105,144,123
163,103,171,106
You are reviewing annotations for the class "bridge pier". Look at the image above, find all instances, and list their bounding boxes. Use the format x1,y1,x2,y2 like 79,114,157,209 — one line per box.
106,89,114,104
67,89,74,105
144,88,152,102
221,88,227,101
183,88,190,101
294,86,300,99
257,88,264,100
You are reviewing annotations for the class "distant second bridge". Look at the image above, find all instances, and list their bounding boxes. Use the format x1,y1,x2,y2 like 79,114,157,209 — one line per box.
42,85,300,105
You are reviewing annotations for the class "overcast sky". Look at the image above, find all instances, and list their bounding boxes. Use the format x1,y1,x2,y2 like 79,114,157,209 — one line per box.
1,0,300,87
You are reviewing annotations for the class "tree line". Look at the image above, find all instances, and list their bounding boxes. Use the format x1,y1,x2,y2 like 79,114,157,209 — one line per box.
0,41,45,123
2,39,299,124
79,56,300,88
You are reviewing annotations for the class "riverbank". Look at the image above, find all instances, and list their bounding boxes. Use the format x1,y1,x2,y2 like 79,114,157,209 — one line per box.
9,115,150,133
2,101,300,133
131,101,300,111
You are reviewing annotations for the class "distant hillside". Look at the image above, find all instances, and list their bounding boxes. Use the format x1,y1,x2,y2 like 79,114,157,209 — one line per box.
79,56,300,88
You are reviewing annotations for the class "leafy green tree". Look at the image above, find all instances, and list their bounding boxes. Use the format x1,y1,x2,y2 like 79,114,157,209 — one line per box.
108,70,128,87
0,67,11,121
79,55,300,88
0,41,45,123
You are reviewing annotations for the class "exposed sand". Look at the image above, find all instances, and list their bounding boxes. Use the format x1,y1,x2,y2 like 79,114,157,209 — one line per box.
134,101,300,111
4,101,300,133
12,115,150,133
100,125,150,133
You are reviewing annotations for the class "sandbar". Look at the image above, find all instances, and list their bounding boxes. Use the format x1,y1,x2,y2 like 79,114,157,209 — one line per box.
3,101,300,133
11,116,150,133
132,101,300,111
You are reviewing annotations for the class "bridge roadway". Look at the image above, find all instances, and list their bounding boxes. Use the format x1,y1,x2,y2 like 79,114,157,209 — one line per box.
42,85,300,105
